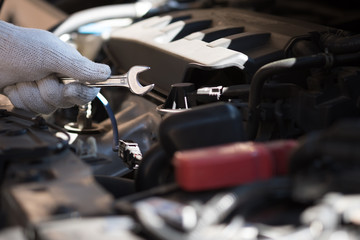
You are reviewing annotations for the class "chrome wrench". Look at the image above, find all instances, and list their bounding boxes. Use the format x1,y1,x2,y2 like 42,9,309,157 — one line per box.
61,65,154,96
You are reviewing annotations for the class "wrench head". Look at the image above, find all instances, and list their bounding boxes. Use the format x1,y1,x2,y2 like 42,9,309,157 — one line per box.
127,66,154,95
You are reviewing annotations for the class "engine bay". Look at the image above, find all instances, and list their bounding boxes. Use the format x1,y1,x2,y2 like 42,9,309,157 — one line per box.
1,1,360,239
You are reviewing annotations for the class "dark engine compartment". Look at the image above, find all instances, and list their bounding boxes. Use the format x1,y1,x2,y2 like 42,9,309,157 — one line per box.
2,1,360,239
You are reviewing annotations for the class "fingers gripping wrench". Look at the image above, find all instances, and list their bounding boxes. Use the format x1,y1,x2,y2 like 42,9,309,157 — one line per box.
61,66,154,95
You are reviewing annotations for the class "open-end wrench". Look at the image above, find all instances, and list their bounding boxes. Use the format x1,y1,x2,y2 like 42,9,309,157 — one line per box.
60,65,154,96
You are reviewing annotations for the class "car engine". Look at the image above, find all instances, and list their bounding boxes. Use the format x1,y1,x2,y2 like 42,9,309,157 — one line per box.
1,0,360,239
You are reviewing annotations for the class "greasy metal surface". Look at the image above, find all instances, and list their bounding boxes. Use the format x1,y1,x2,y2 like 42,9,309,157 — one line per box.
3,149,114,225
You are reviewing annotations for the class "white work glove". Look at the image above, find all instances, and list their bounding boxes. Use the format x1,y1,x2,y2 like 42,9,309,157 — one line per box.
0,20,111,114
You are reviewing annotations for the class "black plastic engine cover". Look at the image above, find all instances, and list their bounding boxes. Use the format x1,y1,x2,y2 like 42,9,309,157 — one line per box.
105,8,329,96
0,109,65,161
159,102,245,155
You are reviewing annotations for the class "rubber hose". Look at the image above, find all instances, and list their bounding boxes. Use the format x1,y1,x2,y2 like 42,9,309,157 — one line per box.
135,143,173,191
289,119,360,174
247,51,360,140
95,175,135,198
288,132,321,174
247,54,328,140
333,51,360,66
321,33,360,54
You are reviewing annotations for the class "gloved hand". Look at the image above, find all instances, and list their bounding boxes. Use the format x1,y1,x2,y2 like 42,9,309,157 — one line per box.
0,20,111,114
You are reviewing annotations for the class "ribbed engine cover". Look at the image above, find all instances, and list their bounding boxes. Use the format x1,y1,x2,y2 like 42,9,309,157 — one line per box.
105,8,328,96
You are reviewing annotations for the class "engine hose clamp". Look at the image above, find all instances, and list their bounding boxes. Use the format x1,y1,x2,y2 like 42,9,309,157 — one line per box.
322,51,334,68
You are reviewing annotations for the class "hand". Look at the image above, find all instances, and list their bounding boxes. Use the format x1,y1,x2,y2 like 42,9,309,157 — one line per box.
0,20,111,114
